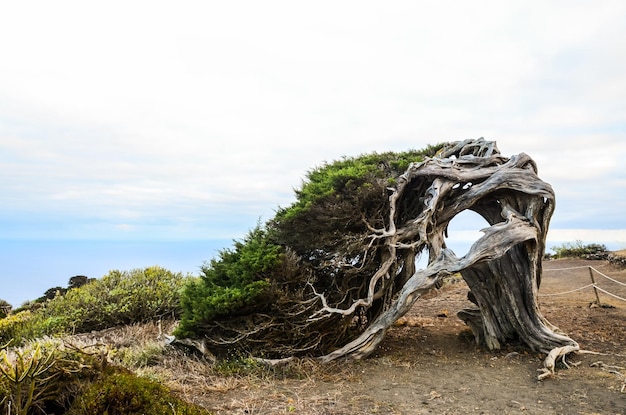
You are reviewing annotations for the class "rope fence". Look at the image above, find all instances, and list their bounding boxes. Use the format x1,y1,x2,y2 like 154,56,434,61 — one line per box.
539,283,596,297
594,286,626,302
540,266,626,303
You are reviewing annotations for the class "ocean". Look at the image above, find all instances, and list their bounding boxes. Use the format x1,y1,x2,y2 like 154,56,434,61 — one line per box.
0,239,232,307
2,237,622,308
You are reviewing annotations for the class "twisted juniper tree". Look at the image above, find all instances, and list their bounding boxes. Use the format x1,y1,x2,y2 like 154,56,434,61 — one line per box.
177,138,578,375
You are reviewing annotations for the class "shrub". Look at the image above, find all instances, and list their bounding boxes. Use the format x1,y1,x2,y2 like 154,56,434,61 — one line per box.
0,312,37,346
0,300,11,319
46,265,189,333
174,146,445,356
0,338,209,415
176,226,282,338
551,240,608,259
0,266,189,344
0,341,60,415
66,367,212,415
278,147,442,222
0,338,101,415
115,342,166,369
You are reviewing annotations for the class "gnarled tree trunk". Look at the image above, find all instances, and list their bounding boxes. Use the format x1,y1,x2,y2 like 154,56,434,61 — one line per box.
178,138,577,378
317,139,578,375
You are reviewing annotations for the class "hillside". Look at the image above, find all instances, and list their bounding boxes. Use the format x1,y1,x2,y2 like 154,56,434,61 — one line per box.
65,258,626,414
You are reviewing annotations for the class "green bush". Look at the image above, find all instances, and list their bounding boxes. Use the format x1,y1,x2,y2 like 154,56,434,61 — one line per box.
0,339,211,415
0,300,11,319
115,342,166,369
0,338,101,415
175,226,282,338
0,312,36,346
52,265,190,332
0,266,189,344
279,147,442,221
66,367,212,415
551,240,608,259
174,146,445,355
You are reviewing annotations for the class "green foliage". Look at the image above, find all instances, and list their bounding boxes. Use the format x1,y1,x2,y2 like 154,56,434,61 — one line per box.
550,240,608,259
278,146,443,221
272,146,444,257
0,266,188,344
0,300,11,319
176,226,282,338
0,312,37,346
41,287,67,302
202,226,282,288
48,265,188,332
66,367,212,415
0,338,210,415
34,275,95,304
0,342,58,415
212,356,264,377
0,338,97,415
67,275,90,289
12,301,43,315
175,145,445,355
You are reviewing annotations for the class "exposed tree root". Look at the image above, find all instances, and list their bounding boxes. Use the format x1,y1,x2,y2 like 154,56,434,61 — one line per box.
315,139,579,372
181,139,581,379
537,344,581,380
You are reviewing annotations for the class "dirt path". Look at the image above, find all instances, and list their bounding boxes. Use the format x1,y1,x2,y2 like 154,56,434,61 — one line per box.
173,259,626,415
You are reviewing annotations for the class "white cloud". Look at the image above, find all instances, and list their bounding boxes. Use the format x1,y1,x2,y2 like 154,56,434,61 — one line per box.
0,1,625,242
547,229,626,250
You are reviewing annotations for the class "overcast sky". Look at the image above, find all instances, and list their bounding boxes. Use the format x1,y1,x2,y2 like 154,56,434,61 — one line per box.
1,1,625,249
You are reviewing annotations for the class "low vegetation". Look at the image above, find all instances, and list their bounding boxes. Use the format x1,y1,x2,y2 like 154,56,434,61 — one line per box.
0,300,11,319
175,145,445,357
0,266,208,414
0,337,212,414
65,367,210,415
175,226,282,339
0,338,96,415
0,266,188,346
1,141,620,413
550,240,608,259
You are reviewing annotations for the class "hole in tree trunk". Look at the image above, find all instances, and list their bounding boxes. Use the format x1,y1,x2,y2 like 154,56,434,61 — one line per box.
445,209,490,258
415,248,429,271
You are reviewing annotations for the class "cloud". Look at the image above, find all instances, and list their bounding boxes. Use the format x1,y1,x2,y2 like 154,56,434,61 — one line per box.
547,229,626,249
0,1,625,244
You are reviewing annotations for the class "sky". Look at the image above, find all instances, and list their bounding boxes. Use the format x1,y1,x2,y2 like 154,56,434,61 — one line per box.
1,1,625,306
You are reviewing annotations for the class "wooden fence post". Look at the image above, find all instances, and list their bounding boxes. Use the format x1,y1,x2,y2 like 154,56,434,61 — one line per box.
588,267,602,306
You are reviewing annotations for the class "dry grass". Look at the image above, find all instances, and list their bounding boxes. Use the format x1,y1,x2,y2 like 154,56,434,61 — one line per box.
145,351,364,414
55,260,626,414
62,321,367,414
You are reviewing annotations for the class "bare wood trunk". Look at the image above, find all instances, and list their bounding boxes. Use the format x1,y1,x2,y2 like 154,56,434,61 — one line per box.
187,138,579,378
318,139,579,375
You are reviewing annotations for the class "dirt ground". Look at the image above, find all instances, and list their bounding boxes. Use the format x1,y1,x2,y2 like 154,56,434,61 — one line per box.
168,259,626,415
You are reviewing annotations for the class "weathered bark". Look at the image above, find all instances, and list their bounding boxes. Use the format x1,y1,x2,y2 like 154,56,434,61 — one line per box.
180,138,577,377
317,138,578,374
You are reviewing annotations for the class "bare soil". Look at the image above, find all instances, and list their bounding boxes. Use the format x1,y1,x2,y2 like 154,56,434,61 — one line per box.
157,259,626,415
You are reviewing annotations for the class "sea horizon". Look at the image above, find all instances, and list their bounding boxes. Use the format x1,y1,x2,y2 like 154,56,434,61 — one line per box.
1,235,624,308
0,238,233,308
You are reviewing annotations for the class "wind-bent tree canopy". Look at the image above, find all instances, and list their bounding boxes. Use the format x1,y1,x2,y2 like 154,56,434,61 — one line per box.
177,138,578,375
